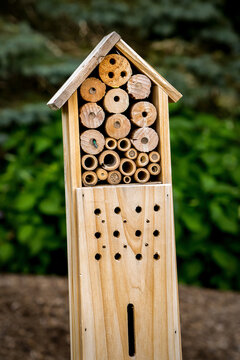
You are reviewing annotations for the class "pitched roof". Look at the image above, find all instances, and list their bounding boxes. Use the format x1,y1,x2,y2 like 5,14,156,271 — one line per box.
47,32,182,110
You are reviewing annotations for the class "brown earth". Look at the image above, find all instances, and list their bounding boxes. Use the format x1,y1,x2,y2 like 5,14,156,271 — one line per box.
0,274,239,360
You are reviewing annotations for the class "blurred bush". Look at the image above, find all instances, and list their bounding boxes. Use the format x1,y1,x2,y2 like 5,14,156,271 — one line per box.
0,0,239,289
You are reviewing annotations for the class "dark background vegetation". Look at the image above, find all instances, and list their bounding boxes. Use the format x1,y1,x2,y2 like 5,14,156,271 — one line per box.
0,0,239,290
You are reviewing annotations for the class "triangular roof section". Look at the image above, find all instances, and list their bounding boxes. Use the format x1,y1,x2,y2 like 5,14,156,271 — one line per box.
47,32,182,110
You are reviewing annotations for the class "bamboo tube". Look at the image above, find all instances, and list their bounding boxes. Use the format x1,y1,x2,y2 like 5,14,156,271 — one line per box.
123,175,131,184
82,171,98,186
105,114,131,139
99,54,132,87
107,170,122,185
119,158,136,176
79,103,105,128
82,154,98,171
103,88,129,113
130,101,157,127
131,127,159,152
99,150,120,171
117,138,131,152
96,168,108,181
148,163,161,176
149,151,161,163
80,77,106,102
127,74,151,99
125,148,138,160
80,129,105,155
136,152,149,167
105,137,117,150
134,168,150,183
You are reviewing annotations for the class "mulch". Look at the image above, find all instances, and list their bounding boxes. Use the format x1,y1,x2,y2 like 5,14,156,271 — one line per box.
0,274,239,359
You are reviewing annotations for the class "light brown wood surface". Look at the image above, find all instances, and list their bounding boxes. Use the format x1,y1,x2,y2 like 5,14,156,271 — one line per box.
76,184,182,359
117,138,131,152
130,101,157,127
105,114,131,139
96,168,108,181
107,170,122,185
136,152,149,167
81,154,98,171
48,32,121,110
115,39,182,103
131,127,159,152
80,77,106,102
148,162,161,176
80,103,105,128
80,129,105,155
82,171,98,186
127,74,151,99
103,88,129,113
105,137,117,150
99,54,132,87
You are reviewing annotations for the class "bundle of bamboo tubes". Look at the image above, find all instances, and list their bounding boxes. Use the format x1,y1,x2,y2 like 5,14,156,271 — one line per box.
78,52,161,186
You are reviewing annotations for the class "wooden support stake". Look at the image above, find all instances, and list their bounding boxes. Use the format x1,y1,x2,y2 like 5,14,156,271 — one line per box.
99,54,132,87
127,74,151,99
103,88,129,113
99,150,120,171
80,77,106,102
80,129,105,155
105,114,131,139
79,103,105,128
130,101,157,127
131,127,159,152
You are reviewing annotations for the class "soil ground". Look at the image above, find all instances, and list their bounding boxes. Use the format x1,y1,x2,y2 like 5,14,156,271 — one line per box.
0,274,239,360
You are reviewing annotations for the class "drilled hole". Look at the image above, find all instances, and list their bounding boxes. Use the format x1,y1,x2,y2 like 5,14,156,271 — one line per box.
124,245,127,248
141,137,148,144
127,304,135,357
102,245,106,249
154,204,160,211
107,139,115,148
114,252,121,260
136,253,142,260
110,58,116,65
95,232,101,239
95,253,101,260
138,170,148,181
102,220,105,223
94,208,101,215
135,206,142,213
119,139,129,150
122,161,134,173
114,207,121,214
114,96,120,102
121,71,126,77
142,111,148,117
113,230,120,238
123,219,127,223
85,174,94,183
114,120,121,129
153,253,160,260
89,87,96,94
135,230,142,237
104,154,116,167
89,112,96,120
153,230,159,237
145,243,149,247
108,71,114,78
146,219,150,223
84,157,95,168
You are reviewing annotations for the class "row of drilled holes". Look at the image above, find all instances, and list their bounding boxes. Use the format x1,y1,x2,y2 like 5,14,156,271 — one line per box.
95,229,159,239
95,252,160,261
94,204,160,216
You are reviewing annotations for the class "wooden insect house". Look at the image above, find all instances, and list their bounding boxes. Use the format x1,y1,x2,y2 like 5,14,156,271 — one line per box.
47,32,183,360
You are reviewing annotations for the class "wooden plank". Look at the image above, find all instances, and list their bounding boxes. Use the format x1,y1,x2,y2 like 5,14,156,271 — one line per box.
76,183,182,359
153,85,172,184
61,90,82,360
115,39,182,103
48,32,121,110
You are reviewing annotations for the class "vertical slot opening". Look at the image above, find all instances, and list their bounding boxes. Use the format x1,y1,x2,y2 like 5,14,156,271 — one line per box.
127,303,135,357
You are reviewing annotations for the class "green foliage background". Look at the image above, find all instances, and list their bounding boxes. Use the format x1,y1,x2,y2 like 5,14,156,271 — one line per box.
0,0,239,289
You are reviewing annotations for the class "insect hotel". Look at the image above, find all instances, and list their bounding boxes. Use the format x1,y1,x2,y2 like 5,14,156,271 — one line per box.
48,32,182,360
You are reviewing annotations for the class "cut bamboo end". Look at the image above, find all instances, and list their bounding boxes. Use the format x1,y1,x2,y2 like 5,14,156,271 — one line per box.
99,150,120,171
119,158,136,176
130,101,157,127
134,168,150,183
131,127,159,152
127,74,151,100
82,171,98,186
105,137,117,150
79,103,105,128
96,167,108,181
80,77,106,102
107,170,122,185
136,152,149,167
80,129,105,155
149,151,161,163
125,148,138,160
99,54,132,87
148,163,161,176
123,175,131,184
105,114,131,139
103,88,129,113
82,154,98,171
117,138,131,152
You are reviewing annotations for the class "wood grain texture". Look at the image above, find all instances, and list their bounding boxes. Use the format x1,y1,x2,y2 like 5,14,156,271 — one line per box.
115,39,182,103
103,88,129,113
99,54,132,87
76,183,182,359
153,85,172,184
79,103,105,129
48,32,121,110
127,74,151,100
61,91,82,360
